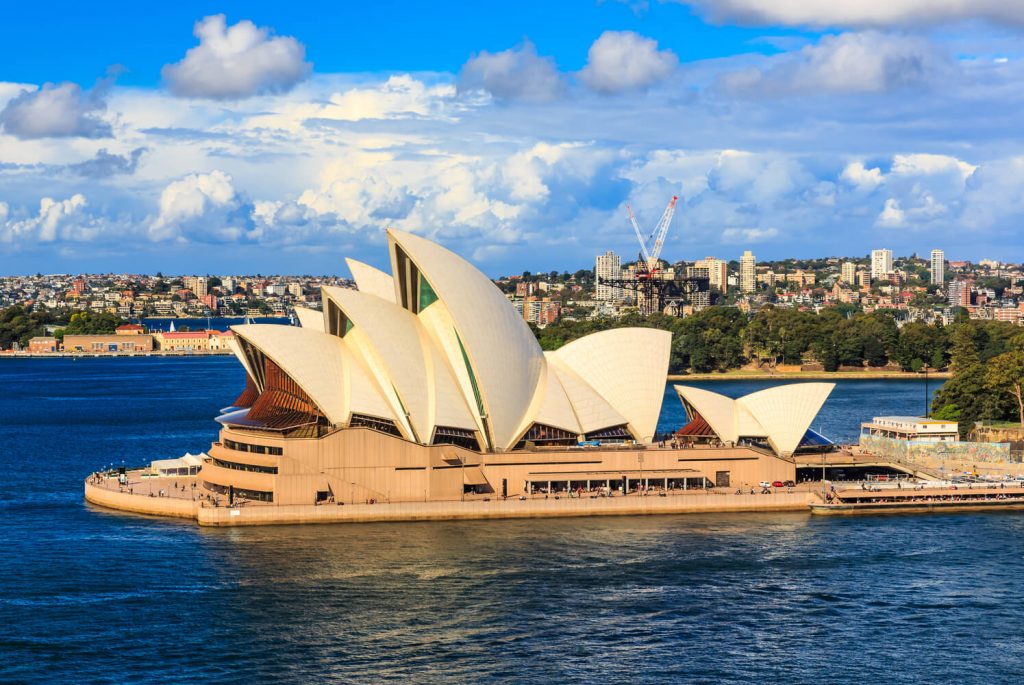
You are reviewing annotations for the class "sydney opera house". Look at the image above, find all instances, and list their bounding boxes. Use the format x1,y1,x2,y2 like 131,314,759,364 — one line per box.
197,229,834,507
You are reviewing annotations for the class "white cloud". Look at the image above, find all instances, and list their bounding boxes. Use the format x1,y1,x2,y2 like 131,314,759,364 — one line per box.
0,194,96,243
841,161,884,190
722,31,948,95
243,75,457,131
150,170,256,242
890,153,976,179
458,40,564,102
579,31,678,94
721,227,779,243
876,197,906,227
162,15,311,99
0,82,111,139
680,0,1024,28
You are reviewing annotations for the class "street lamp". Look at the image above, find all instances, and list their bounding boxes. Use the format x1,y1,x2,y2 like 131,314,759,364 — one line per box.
638,453,645,496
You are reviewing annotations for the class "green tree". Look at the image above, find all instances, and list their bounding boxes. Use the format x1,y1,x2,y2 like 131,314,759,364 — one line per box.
985,347,1024,426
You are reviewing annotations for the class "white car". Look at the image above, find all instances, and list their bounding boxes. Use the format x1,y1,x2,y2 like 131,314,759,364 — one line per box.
758,481,772,489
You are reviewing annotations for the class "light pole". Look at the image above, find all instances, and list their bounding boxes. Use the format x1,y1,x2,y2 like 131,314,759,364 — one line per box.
924,366,930,418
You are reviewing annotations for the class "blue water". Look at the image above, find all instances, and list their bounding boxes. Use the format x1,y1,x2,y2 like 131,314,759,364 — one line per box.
7,359,1024,684
141,317,290,332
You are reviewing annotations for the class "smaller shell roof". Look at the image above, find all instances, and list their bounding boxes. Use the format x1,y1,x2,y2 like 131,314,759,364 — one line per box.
293,306,325,332
346,258,396,303
231,324,394,427
673,382,835,456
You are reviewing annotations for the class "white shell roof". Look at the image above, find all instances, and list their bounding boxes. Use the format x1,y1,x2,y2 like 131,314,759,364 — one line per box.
550,328,672,442
673,382,835,456
531,362,583,435
293,306,326,332
388,228,545,450
232,324,394,426
345,258,396,304
321,285,476,440
547,358,626,433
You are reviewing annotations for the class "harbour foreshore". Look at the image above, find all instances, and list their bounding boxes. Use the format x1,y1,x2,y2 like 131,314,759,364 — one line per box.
84,475,813,527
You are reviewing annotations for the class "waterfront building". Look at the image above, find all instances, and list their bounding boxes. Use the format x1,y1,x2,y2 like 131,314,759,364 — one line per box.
27,336,58,353
155,331,212,351
198,229,812,507
930,249,945,286
871,249,893,281
861,417,958,443
63,334,154,353
595,251,622,301
739,250,756,293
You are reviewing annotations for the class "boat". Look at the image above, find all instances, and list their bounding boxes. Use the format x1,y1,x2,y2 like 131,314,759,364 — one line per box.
811,485,1024,515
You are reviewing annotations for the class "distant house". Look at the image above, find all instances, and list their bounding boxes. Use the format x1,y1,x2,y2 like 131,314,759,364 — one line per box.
115,323,145,335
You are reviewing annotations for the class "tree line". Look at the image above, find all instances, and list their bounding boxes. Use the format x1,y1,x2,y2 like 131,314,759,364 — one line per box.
0,306,126,349
535,304,1019,376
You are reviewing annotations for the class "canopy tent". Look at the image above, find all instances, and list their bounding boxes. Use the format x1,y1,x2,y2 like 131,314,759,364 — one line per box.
150,452,206,477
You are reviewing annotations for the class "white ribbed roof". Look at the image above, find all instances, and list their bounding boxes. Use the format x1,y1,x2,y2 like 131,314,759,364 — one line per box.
321,285,476,440
673,382,834,456
232,324,394,426
531,361,583,435
388,228,545,450
293,306,326,332
548,358,626,433
345,258,396,303
551,328,671,442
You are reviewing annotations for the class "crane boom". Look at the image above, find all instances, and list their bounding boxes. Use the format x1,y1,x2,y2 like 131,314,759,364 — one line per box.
626,204,652,266
648,195,678,268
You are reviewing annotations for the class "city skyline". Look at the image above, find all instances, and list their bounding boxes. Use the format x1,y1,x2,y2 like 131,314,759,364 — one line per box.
4,3,1024,274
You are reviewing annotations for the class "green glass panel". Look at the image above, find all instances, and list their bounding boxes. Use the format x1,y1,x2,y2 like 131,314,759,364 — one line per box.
418,274,438,311
456,331,485,416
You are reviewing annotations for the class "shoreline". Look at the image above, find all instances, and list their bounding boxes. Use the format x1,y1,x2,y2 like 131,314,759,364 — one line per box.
670,370,951,381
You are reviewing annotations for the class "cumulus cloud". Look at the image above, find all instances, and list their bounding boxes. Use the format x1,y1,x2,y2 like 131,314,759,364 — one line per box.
150,170,257,242
458,40,564,102
162,15,311,99
679,0,1024,28
0,82,111,139
722,31,949,95
579,31,678,94
0,194,92,242
841,161,884,190
67,148,147,177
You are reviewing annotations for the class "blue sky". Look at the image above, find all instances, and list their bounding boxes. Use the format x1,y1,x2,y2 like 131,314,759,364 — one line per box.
1,1,1024,275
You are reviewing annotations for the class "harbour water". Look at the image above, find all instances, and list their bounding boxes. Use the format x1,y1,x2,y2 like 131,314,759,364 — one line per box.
7,358,1024,683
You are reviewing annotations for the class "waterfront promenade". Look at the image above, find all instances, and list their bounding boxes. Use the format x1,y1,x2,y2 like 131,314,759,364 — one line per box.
85,471,814,526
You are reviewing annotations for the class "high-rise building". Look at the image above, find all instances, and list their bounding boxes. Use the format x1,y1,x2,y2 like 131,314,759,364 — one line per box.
930,249,945,286
686,266,711,309
841,262,856,284
595,251,622,301
871,249,893,281
185,276,208,298
948,279,972,308
739,250,756,293
692,257,728,291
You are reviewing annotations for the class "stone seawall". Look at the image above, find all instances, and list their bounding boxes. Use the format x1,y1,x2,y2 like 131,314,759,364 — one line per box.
85,479,812,526
84,481,198,519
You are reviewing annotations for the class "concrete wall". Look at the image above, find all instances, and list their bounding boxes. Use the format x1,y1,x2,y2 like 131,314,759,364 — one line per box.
860,434,1012,465
210,426,797,506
